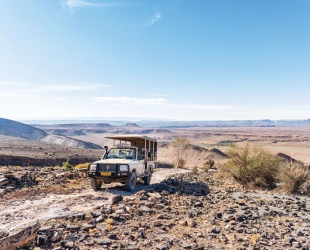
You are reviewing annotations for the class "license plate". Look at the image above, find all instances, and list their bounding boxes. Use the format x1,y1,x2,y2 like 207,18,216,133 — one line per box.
100,172,111,176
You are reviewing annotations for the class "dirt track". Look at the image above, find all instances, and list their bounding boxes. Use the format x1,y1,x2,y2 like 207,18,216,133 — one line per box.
0,168,189,235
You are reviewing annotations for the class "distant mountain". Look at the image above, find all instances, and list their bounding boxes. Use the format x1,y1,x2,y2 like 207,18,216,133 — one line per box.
121,123,140,128
0,118,103,149
137,119,310,128
0,117,47,141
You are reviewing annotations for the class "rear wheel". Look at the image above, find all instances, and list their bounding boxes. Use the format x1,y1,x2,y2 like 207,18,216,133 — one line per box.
143,169,152,185
125,172,137,191
91,178,102,191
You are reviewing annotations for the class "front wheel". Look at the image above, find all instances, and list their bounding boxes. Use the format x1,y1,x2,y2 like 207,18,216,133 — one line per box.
91,178,102,191
143,170,152,185
125,172,137,191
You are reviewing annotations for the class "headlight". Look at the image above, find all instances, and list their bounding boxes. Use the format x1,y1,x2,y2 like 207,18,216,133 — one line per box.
90,164,97,171
119,165,128,171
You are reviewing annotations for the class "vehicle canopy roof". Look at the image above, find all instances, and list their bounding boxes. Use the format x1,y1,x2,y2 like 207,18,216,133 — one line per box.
105,134,157,150
105,134,157,142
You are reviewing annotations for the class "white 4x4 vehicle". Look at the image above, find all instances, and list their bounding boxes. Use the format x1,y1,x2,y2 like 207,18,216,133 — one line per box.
87,135,157,191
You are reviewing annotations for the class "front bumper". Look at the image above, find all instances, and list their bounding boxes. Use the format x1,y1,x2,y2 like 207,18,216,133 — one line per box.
87,171,129,178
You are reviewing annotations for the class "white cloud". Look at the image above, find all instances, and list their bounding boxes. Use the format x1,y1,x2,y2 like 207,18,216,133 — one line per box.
91,96,168,106
171,103,237,111
43,84,111,91
91,96,236,111
0,80,29,86
150,12,161,25
0,93,40,98
63,0,126,10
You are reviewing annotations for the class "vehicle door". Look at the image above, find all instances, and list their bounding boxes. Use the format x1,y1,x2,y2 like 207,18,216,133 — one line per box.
136,150,145,176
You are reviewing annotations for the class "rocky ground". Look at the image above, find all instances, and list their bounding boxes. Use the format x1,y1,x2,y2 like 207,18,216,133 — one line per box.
1,167,310,250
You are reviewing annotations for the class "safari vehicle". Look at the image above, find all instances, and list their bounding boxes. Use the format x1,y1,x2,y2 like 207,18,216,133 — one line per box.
87,135,157,191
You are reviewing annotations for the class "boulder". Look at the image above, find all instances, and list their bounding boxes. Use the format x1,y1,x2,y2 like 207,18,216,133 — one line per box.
0,222,40,250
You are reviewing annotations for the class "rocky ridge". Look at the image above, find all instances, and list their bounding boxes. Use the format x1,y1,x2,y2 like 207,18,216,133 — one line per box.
1,171,310,249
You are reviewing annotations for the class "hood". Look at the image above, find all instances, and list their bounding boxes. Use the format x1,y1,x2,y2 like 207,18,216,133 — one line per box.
93,158,135,165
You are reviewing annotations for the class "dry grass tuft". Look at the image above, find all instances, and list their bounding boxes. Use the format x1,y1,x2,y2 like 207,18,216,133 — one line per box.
203,159,215,172
252,234,261,244
74,163,89,169
105,218,114,225
278,161,310,194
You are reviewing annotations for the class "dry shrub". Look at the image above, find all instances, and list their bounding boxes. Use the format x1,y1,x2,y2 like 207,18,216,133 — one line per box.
278,161,310,194
172,137,190,168
192,165,198,175
74,163,89,169
203,159,215,172
175,157,186,168
222,143,280,188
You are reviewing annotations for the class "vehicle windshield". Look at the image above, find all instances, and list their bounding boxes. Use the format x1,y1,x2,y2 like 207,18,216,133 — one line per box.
105,148,136,160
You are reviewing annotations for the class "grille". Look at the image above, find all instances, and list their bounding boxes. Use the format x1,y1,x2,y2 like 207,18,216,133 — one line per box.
98,164,116,172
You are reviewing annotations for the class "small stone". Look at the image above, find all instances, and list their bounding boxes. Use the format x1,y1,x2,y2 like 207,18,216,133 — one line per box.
297,230,305,236
154,220,162,227
37,235,46,246
91,211,102,218
0,178,9,187
179,220,187,226
93,238,111,245
109,234,117,240
211,228,221,234
51,232,60,242
96,215,104,223
127,244,139,250
66,225,80,231
292,242,301,248
197,232,203,238
0,189,6,196
147,192,162,199
155,244,168,250
82,223,96,230
111,195,123,205
0,230,9,238
38,226,52,232
181,242,192,249
187,219,197,227
78,233,88,242
65,240,75,248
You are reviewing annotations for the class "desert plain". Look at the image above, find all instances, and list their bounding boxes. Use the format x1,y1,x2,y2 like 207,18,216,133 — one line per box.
1,120,310,250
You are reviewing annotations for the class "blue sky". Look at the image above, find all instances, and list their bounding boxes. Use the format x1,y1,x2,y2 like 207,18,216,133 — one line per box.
0,0,309,121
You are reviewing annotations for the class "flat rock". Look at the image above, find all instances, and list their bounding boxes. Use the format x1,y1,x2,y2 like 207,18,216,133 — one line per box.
0,222,40,250
0,178,9,187
93,238,111,245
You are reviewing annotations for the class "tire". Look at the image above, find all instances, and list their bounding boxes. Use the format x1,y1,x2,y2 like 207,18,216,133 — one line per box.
125,171,137,191
91,178,102,191
143,169,152,185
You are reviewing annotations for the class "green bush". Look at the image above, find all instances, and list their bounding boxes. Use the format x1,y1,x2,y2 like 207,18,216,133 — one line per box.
278,161,310,194
62,160,72,170
222,143,280,188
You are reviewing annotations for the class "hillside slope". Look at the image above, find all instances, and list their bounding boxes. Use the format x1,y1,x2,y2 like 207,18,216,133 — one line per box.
0,117,47,141
41,134,103,149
